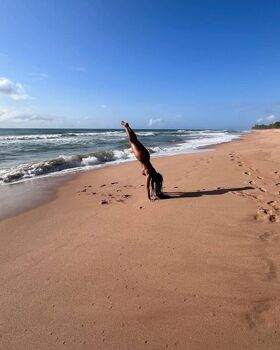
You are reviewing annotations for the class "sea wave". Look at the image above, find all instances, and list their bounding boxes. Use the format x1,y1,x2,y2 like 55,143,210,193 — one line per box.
0,130,243,185
0,130,160,143
0,149,134,184
136,131,156,136
0,131,125,142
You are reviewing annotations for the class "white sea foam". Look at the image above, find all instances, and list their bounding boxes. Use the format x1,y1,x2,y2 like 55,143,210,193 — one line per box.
156,133,240,156
81,156,99,166
136,131,156,136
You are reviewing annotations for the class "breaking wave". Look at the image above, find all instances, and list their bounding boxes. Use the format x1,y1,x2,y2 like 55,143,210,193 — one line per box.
0,149,134,184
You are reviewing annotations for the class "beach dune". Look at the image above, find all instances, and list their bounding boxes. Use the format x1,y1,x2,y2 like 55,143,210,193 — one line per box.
0,130,280,349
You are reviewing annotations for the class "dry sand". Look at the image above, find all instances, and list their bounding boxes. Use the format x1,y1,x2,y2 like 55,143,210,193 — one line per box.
0,130,280,350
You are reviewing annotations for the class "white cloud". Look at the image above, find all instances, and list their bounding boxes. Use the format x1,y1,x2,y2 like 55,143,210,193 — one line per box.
266,114,275,121
0,108,56,122
100,104,107,108
0,77,29,100
256,114,276,124
148,118,164,127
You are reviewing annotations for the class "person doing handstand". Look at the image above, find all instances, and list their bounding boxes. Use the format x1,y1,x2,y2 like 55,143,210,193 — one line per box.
121,121,163,200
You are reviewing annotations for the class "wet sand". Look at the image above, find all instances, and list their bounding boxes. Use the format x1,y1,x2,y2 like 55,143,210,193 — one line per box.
0,130,280,349
0,175,73,220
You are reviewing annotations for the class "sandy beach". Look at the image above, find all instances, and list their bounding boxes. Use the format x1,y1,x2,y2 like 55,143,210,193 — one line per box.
0,130,280,350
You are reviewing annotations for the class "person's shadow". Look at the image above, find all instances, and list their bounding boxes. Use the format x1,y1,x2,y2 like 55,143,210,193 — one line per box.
160,186,254,199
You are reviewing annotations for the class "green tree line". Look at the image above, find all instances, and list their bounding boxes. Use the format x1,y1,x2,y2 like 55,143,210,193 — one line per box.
252,121,280,129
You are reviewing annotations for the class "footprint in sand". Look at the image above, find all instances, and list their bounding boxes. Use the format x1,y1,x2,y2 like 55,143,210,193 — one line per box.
263,258,277,281
262,210,280,222
267,201,280,211
245,298,272,328
270,214,280,223
99,199,111,205
259,187,267,192
259,231,279,242
267,200,278,206
244,171,251,176
249,180,256,185
255,208,275,222
122,194,131,198
257,176,264,180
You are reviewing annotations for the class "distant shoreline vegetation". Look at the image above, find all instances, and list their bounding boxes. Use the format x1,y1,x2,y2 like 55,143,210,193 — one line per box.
252,121,280,129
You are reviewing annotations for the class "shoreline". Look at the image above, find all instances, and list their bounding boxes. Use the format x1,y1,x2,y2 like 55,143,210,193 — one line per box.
0,135,245,221
1,130,280,349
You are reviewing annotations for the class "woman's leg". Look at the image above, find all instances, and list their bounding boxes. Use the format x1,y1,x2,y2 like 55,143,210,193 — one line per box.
121,121,149,161
121,121,138,144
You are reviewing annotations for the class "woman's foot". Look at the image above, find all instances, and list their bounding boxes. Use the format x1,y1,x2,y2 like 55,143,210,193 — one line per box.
121,121,129,127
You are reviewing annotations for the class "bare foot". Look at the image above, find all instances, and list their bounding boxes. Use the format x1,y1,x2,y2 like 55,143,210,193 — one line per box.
121,121,129,127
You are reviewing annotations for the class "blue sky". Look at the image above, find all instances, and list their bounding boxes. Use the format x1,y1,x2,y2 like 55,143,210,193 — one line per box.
0,0,279,129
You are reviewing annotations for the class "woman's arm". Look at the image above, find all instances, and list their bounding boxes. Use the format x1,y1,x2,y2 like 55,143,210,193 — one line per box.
146,174,151,200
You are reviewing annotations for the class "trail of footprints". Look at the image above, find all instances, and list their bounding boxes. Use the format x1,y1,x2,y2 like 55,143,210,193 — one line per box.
230,152,279,330
229,152,280,223
77,181,138,205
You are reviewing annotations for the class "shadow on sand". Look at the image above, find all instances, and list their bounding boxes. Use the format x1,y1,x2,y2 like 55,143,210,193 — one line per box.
160,186,254,199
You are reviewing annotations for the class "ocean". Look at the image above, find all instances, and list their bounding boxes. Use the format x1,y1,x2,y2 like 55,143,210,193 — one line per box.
0,128,243,185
